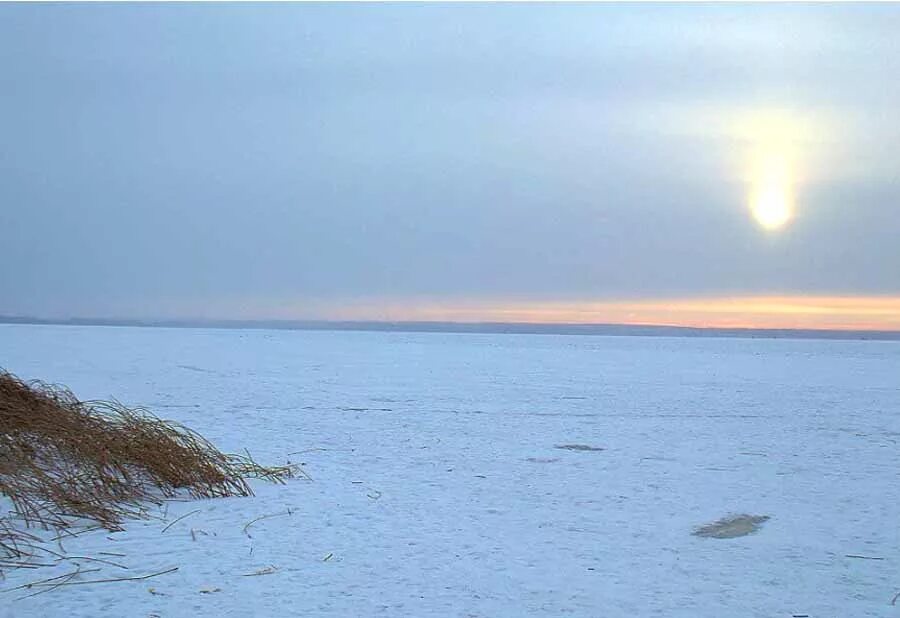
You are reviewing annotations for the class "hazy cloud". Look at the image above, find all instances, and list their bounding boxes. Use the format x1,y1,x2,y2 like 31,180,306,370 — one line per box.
2,3,899,319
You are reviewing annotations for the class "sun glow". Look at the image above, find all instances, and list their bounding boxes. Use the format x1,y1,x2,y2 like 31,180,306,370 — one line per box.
736,111,809,232
750,152,794,230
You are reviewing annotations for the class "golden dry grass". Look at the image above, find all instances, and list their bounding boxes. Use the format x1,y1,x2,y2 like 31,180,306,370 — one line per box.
0,370,292,562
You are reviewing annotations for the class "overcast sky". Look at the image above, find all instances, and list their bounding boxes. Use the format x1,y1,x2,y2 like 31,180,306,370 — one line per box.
2,3,899,323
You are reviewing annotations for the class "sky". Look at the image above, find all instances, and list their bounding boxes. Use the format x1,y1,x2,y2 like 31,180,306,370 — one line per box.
2,3,899,330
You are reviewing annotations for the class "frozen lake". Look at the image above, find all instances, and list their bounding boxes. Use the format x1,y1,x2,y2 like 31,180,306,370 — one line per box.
2,323,899,617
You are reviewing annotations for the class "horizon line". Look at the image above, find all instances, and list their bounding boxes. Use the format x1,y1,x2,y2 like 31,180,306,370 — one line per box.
3,294,900,338
2,314,899,342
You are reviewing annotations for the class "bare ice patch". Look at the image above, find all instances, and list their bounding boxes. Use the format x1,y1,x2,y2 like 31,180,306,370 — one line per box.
693,514,771,539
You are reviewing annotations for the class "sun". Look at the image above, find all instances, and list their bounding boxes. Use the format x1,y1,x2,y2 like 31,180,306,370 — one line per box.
733,110,808,232
750,153,794,230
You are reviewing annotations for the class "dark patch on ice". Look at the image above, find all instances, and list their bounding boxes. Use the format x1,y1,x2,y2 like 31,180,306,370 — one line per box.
693,514,770,539
178,364,214,374
339,407,393,412
554,444,605,452
430,408,485,416
526,457,560,464
560,396,588,400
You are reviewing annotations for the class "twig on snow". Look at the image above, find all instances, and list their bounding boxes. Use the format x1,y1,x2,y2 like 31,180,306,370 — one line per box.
161,509,201,534
55,555,129,570
27,566,179,589
242,511,292,538
5,567,102,596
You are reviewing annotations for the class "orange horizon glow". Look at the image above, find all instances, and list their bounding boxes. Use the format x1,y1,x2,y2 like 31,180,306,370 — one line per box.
319,296,900,332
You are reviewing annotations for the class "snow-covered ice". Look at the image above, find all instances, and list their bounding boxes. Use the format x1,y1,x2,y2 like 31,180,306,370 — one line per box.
1,323,899,617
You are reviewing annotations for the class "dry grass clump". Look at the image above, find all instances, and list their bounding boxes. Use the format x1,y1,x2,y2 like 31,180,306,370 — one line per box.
0,370,292,561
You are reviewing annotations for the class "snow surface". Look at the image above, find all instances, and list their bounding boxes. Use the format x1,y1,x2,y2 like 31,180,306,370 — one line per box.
1,323,899,617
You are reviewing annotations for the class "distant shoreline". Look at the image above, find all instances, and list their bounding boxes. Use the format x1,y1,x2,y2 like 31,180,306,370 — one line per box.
2,315,899,342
